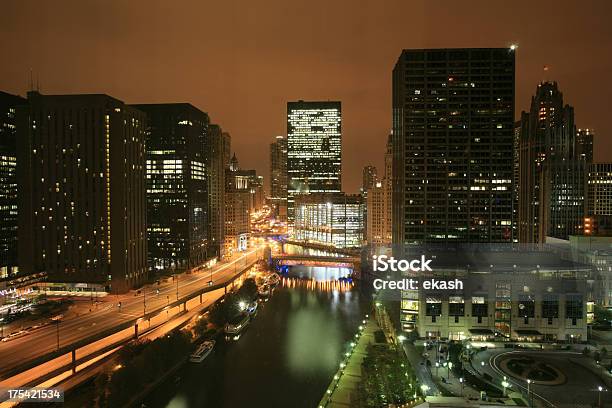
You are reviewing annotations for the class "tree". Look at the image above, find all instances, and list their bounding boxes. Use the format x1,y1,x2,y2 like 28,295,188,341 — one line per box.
238,278,258,300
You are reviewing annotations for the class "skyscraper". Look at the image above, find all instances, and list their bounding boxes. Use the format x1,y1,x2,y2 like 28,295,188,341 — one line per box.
224,153,251,253
294,193,364,249
133,103,210,273
287,100,341,223
587,163,612,217
270,135,288,220
17,92,147,293
392,48,515,244
366,136,393,245
362,165,378,193
576,128,594,163
0,91,25,280
206,124,227,257
518,82,586,243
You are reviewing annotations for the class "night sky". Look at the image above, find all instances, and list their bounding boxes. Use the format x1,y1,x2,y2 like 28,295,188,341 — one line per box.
2,0,612,193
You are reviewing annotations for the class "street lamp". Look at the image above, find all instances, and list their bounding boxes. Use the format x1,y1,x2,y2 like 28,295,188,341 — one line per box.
435,362,439,376
420,384,430,396
448,361,453,380
598,385,603,408
502,380,510,396
526,379,531,407
459,377,464,397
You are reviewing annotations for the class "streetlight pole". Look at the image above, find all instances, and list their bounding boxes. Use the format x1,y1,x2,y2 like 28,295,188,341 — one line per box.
176,274,179,300
526,379,531,407
55,320,60,351
143,288,146,317
459,377,464,397
598,385,603,408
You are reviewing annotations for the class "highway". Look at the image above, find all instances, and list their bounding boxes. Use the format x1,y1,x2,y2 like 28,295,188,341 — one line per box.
0,247,261,380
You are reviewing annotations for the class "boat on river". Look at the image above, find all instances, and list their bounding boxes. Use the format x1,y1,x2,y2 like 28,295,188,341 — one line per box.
189,340,215,363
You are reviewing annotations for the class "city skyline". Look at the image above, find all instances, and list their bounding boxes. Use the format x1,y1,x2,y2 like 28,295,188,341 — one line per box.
2,1,612,193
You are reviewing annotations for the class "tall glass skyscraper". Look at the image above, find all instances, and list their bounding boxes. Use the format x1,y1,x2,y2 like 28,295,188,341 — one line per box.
392,48,515,244
287,100,341,223
134,103,211,273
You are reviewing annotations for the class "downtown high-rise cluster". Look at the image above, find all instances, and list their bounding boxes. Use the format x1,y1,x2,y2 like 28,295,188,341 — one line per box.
0,91,265,293
385,47,612,342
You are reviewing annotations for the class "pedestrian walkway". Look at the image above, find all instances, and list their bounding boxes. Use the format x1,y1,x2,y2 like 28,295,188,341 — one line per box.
318,317,376,408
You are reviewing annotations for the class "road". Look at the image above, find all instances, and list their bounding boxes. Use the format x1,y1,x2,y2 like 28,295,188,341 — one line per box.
471,348,611,408
0,247,261,378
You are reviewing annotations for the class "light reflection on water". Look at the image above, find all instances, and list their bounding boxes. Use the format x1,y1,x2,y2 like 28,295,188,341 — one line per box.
286,265,353,281
282,243,347,258
146,265,369,408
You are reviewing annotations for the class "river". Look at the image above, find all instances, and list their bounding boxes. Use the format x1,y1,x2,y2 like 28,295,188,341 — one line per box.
144,263,371,408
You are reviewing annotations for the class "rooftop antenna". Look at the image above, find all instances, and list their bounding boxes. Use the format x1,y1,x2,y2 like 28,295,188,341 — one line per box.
36,73,40,92
543,65,549,83
29,69,34,92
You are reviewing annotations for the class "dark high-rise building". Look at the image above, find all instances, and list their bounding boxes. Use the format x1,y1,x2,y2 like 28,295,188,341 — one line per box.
361,165,377,240
17,92,147,293
270,135,288,220
518,82,586,243
576,128,594,163
362,165,378,193
133,103,210,273
206,124,227,257
0,91,25,280
222,132,231,168
512,121,521,242
587,163,612,217
392,48,515,244
287,100,341,223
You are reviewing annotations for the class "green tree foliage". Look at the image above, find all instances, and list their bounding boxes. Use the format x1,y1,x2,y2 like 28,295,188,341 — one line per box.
358,344,415,408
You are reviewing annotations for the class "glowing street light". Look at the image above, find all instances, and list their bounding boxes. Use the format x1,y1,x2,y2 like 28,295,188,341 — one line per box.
502,380,510,396
598,385,603,408
420,384,430,395
510,44,518,51
526,379,531,407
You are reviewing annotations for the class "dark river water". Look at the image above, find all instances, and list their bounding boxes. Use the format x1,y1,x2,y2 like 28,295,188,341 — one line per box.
144,264,371,408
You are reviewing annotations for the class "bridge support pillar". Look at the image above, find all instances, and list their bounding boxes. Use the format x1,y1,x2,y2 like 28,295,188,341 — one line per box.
184,301,187,312
224,286,227,295
200,293,202,303
134,323,139,339
72,349,76,374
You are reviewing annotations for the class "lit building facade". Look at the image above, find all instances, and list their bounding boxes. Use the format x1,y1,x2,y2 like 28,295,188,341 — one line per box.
17,92,147,293
518,82,588,243
134,103,210,273
394,249,591,342
0,91,25,280
392,48,515,244
587,163,612,216
270,135,288,220
287,101,341,223
294,193,364,249
224,154,251,253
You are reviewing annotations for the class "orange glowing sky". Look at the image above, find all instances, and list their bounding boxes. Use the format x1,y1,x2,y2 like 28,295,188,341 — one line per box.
2,0,612,192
